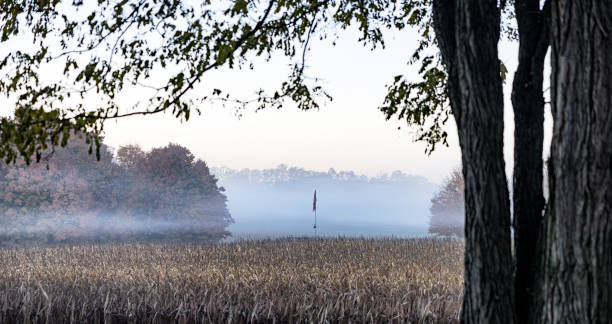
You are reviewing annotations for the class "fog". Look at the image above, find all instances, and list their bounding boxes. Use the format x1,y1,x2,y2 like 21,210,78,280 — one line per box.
0,146,441,244
0,142,233,244
213,165,438,239
0,215,220,238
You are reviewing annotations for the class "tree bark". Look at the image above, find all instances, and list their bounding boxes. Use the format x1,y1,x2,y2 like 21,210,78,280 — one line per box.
433,1,516,323
510,1,549,323
541,1,612,322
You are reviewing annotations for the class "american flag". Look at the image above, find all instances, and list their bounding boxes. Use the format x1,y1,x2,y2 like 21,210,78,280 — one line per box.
312,190,317,212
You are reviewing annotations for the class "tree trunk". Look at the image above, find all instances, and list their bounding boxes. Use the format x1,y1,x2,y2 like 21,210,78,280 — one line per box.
433,1,516,323
510,1,549,323
541,1,612,322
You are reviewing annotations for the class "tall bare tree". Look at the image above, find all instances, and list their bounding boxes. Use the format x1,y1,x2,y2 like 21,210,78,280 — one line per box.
511,1,549,322
539,1,612,322
432,1,515,322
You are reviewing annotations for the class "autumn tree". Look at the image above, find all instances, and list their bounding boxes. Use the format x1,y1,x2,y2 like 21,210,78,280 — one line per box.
118,143,233,241
0,140,232,243
116,144,146,168
0,137,109,242
429,168,463,237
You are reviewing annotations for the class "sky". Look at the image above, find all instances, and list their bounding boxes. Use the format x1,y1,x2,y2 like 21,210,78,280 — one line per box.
102,24,553,184
3,20,552,184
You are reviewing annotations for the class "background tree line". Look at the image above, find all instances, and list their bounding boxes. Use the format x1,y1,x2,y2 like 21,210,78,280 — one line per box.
428,168,549,238
0,138,232,244
429,168,463,237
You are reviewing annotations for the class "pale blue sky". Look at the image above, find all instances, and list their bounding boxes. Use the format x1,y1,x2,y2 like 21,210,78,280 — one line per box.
103,25,552,183
103,27,464,183
2,23,552,184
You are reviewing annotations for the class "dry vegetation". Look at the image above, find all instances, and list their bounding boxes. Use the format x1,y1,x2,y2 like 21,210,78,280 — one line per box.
0,238,463,323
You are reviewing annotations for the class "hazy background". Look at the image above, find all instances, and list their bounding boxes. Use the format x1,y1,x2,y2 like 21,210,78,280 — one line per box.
2,22,554,238
100,26,464,184
98,27,551,184
97,30,551,238
212,165,436,239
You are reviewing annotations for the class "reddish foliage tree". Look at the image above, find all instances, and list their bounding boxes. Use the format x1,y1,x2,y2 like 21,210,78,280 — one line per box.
429,168,464,237
0,140,232,243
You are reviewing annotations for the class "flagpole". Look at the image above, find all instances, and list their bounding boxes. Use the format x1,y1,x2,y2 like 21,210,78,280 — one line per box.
313,189,317,238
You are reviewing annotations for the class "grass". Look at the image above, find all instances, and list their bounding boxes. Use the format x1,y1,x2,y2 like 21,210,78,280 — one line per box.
0,237,463,323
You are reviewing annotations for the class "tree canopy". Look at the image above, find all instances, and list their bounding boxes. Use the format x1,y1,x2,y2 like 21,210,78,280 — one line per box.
0,0,414,161
429,168,463,237
0,140,233,243
0,0,504,162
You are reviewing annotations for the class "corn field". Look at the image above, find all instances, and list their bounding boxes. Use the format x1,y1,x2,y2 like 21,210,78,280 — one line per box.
0,238,463,323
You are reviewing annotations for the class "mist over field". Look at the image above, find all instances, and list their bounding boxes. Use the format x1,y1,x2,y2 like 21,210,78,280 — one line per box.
0,142,445,244
212,165,437,239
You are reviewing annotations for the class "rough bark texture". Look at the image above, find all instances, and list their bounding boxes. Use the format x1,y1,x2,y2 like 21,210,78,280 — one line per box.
433,1,515,323
542,0,612,322
510,1,549,323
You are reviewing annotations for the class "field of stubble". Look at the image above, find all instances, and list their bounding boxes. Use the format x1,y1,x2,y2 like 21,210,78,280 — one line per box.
0,238,463,323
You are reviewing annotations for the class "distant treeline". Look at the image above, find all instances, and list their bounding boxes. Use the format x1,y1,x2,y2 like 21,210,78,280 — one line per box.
212,165,436,237
428,167,548,237
429,169,464,237
0,138,233,244
212,165,429,185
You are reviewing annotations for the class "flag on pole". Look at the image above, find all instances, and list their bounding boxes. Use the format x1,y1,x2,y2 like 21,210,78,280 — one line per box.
313,190,317,212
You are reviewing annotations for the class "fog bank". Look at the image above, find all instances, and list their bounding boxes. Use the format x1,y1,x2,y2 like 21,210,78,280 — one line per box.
213,165,437,239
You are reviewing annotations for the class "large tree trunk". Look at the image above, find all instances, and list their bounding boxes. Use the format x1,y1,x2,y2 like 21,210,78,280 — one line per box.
510,1,549,323
541,1,612,322
433,1,515,322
